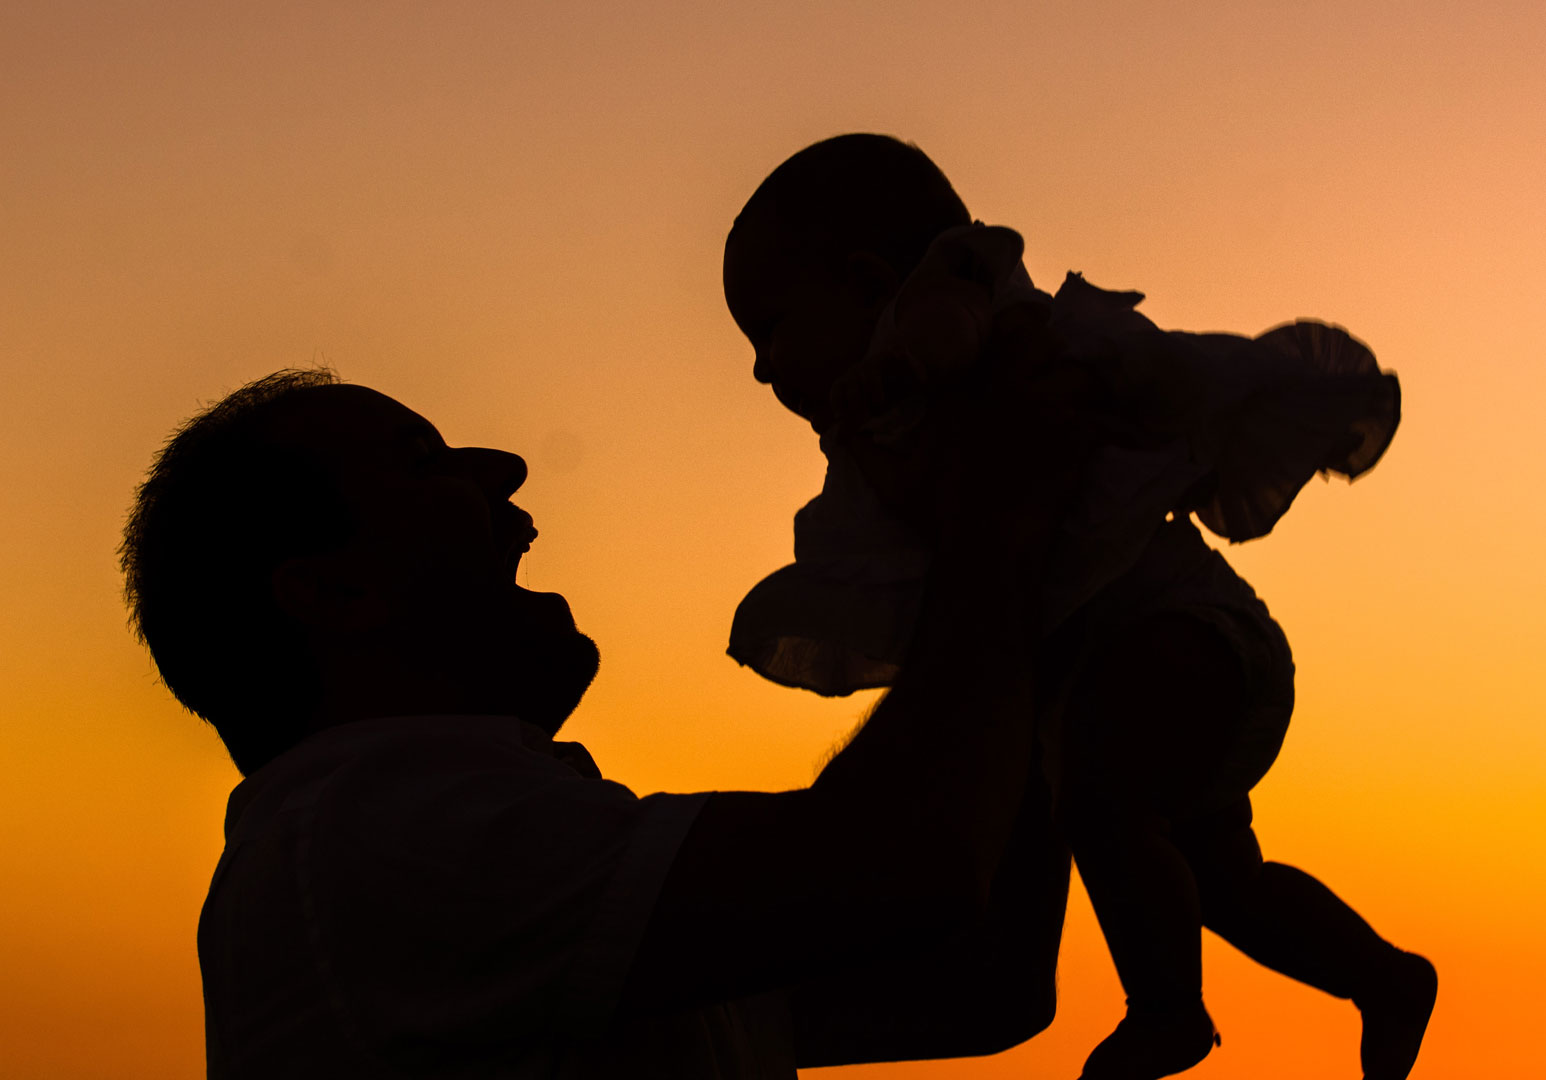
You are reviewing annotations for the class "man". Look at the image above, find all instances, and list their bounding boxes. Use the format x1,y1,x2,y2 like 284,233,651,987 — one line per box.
121,368,1072,1077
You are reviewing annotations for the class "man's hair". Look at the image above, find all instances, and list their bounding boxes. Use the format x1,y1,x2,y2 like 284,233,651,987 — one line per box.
734,133,972,276
121,368,353,775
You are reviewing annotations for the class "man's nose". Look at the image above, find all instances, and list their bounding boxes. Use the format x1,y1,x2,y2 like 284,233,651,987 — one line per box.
454,447,527,501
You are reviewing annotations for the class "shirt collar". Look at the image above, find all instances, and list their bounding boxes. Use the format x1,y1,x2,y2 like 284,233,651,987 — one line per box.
221,714,595,842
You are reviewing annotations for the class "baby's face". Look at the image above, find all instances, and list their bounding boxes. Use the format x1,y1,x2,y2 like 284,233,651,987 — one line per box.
723,219,889,433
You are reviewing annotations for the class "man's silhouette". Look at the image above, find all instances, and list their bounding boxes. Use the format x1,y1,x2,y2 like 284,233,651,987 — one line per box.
120,369,1071,1077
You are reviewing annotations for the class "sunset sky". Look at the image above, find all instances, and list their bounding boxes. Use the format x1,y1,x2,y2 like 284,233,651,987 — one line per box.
3,2,1543,1076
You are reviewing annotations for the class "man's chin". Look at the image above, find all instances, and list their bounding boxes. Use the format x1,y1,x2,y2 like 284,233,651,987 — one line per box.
513,629,600,735
507,580,577,623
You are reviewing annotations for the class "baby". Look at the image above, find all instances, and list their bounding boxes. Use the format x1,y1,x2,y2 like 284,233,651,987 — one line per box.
723,134,1437,1079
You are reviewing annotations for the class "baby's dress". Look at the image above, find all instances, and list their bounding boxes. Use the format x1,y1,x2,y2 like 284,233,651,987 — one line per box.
728,225,1399,805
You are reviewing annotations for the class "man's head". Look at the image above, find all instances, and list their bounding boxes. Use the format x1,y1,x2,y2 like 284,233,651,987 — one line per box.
121,370,598,774
723,133,971,432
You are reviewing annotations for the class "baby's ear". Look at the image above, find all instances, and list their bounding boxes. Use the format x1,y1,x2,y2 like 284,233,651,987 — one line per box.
844,251,900,312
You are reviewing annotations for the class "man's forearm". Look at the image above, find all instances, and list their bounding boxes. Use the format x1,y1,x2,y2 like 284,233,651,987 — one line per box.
622,419,1066,1015
809,537,1039,908
789,770,1071,1067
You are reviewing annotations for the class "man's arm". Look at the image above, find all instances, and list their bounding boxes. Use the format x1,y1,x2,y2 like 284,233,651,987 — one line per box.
620,414,1062,1016
785,768,1071,1065
620,558,1036,1015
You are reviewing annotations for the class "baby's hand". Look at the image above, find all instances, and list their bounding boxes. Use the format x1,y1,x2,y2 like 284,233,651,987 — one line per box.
892,224,1026,383
892,270,996,381
827,276,996,439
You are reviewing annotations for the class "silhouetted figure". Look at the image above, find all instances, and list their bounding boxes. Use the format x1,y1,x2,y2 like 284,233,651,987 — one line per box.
724,133,1437,1079
120,369,1077,1076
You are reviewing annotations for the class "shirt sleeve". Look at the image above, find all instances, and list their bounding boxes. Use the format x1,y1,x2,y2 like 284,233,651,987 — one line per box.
299,736,709,1059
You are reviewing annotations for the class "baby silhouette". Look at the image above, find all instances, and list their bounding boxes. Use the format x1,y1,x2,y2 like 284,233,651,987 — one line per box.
724,134,1436,1079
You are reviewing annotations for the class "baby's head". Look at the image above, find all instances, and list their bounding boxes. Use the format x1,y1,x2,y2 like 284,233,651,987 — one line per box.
723,133,970,432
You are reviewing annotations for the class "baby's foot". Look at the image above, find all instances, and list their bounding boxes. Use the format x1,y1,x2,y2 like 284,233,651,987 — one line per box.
1078,1003,1219,1080
1354,950,1438,1080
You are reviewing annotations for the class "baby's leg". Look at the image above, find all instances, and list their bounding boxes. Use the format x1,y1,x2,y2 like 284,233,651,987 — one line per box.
1058,612,1246,1078
1063,793,1219,1079
1177,799,1437,1080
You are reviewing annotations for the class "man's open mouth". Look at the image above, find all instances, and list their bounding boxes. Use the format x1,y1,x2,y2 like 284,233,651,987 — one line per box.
499,506,539,580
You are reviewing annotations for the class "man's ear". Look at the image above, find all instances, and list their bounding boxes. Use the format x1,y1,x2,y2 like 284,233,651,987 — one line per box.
271,552,387,633
844,251,900,314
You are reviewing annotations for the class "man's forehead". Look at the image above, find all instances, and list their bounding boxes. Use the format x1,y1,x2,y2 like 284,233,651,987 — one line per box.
268,384,438,458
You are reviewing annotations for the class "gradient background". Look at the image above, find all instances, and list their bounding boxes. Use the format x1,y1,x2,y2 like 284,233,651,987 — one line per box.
3,2,1542,1077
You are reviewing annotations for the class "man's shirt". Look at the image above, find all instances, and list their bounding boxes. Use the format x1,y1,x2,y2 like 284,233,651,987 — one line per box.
199,715,796,1078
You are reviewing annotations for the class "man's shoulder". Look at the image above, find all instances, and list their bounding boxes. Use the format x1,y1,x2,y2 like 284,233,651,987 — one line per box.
200,717,721,1072
214,714,670,940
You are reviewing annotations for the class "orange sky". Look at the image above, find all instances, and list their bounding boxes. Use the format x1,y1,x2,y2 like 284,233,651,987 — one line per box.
2,3,1543,1077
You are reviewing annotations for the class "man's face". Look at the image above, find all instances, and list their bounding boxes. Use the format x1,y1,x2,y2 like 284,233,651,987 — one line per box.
723,215,886,434
274,385,598,731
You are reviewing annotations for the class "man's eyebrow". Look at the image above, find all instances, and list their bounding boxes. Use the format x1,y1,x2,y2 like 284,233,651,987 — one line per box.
395,420,446,444
388,420,448,455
